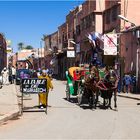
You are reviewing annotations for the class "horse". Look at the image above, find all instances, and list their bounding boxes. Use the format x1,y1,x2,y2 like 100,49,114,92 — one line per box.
96,68,118,109
83,66,100,108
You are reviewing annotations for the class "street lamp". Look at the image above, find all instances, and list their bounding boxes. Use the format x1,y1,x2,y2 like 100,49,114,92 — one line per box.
70,40,76,45
48,48,53,52
118,15,136,27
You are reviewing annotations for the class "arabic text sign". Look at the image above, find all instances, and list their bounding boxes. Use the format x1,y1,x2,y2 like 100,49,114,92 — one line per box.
104,34,117,55
21,78,47,94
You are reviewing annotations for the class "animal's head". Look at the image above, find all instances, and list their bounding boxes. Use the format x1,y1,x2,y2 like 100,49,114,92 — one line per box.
90,66,97,77
104,69,116,83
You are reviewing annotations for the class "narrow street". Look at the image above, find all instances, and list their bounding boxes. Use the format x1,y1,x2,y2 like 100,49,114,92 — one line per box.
0,80,140,139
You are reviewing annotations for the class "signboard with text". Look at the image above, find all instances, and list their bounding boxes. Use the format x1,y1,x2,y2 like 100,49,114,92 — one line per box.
21,78,47,93
67,50,75,58
104,34,117,55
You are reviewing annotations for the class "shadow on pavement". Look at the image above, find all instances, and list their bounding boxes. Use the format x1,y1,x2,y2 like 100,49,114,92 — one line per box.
22,106,46,113
63,97,78,104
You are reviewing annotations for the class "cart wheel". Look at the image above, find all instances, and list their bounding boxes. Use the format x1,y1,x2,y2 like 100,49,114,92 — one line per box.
105,99,109,106
103,98,109,107
66,84,70,101
77,86,84,105
0,83,2,89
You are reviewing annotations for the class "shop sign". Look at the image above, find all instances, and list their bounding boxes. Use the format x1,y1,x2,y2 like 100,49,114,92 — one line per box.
67,50,75,58
21,78,47,93
104,34,117,55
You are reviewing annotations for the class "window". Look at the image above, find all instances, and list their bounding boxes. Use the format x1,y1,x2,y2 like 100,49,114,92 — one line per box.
105,9,111,24
111,6,118,22
62,33,65,42
76,25,81,35
90,13,95,27
81,17,86,30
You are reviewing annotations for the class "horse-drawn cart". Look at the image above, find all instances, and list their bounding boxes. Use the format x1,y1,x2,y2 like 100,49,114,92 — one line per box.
65,66,97,108
65,67,85,101
66,66,118,109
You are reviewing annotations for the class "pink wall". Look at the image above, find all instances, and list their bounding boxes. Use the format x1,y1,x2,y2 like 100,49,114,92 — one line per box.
121,0,140,28
120,30,140,74
0,34,7,70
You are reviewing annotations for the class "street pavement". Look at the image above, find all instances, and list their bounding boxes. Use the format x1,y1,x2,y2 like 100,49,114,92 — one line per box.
0,84,19,125
0,80,140,139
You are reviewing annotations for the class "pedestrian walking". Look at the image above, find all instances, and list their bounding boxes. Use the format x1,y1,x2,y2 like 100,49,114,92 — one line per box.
123,73,132,93
38,69,53,108
0,72,3,88
37,68,41,77
32,70,38,78
8,66,13,84
1,67,9,85
11,66,16,83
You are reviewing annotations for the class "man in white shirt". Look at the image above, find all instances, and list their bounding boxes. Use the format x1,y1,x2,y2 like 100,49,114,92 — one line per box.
12,66,16,84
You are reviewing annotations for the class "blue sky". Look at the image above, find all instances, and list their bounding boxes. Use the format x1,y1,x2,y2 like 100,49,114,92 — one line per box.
0,1,84,52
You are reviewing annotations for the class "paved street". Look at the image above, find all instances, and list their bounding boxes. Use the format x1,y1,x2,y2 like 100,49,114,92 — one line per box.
0,80,140,139
0,84,19,125
0,84,18,115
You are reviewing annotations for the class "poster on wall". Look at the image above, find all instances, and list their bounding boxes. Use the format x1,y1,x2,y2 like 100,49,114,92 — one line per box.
104,34,117,55
67,50,75,58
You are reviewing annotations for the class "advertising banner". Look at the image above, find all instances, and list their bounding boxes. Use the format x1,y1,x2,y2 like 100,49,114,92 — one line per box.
104,34,117,55
21,78,47,93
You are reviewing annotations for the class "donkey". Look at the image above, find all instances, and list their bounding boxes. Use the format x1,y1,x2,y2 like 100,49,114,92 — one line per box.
96,68,118,109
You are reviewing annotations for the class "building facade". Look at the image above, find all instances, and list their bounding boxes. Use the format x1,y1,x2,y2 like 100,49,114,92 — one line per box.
43,0,140,84
44,35,52,69
12,49,35,69
0,33,7,72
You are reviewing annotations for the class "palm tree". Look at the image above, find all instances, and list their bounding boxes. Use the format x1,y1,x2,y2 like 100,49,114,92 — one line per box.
25,45,33,50
18,42,24,51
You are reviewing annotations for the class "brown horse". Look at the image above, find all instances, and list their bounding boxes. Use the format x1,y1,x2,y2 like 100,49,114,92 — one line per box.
96,68,118,109
84,66,100,108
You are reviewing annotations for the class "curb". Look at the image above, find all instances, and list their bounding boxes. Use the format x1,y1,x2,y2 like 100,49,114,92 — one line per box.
0,110,20,125
118,94,140,100
0,84,20,125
